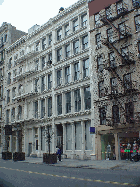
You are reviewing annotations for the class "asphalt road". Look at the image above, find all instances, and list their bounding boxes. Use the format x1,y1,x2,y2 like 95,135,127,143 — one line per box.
0,159,140,187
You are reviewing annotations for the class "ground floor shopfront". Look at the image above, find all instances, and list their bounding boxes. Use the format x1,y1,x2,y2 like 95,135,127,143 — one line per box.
1,116,96,160
96,129,140,160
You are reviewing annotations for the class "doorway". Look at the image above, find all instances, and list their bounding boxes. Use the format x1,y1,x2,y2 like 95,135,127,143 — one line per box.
57,124,63,151
28,143,32,156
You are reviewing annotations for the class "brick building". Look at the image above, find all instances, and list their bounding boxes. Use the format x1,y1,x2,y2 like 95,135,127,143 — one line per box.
88,0,140,160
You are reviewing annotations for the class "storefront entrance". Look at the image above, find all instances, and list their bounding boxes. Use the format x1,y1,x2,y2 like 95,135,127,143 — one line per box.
101,134,115,160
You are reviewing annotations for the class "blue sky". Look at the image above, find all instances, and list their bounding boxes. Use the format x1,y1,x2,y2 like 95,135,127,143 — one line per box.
0,0,78,33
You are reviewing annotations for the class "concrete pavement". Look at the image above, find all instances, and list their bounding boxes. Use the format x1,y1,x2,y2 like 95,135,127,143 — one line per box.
1,154,140,171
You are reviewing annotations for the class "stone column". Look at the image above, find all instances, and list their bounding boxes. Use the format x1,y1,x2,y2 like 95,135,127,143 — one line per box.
80,87,84,112
38,99,41,119
45,97,47,118
115,133,119,160
62,123,66,155
81,120,85,160
24,127,27,155
62,92,65,115
70,63,73,82
52,119,55,153
16,131,19,152
9,135,12,152
45,125,47,153
62,67,65,85
38,126,41,157
71,122,75,159
32,127,34,154
79,60,83,80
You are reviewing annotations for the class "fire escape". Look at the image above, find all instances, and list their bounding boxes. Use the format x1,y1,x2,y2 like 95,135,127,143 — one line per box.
98,3,140,127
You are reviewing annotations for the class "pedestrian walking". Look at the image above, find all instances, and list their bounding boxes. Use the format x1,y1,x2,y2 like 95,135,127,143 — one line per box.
57,147,62,161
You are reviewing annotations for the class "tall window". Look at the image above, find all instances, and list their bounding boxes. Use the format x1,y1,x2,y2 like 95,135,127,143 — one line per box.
112,105,120,123
125,102,134,123
35,78,39,92
57,94,62,115
48,97,52,117
97,56,104,72
74,62,80,81
48,34,52,45
99,107,106,125
96,33,101,47
73,40,79,54
74,89,81,112
107,28,113,43
6,109,10,124
13,69,17,82
34,101,38,118
35,59,39,71
109,52,116,68
57,69,62,86
12,87,16,99
106,6,112,19
0,85,3,99
123,73,132,92
42,56,46,69
94,13,100,25
48,74,52,90
135,15,140,32
8,58,12,69
36,41,39,51
41,76,45,92
119,22,127,39
57,28,62,40
48,53,52,65
11,108,15,122
7,90,10,104
0,105,2,120
18,105,22,120
82,35,88,50
41,99,45,118
84,87,91,110
73,18,78,32
7,72,11,85
121,47,129,63
99,81,105,97
111,77,118,94
138,42,140,53
116,1,123,15
82,14,87,27
66,92,71,113
65,66,70,84
83,59,89,78
57,48,62,62
65,24,69,36
42,38,46,50
65,44,70,58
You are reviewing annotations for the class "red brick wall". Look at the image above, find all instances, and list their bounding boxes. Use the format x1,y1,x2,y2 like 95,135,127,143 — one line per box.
88,0,120,17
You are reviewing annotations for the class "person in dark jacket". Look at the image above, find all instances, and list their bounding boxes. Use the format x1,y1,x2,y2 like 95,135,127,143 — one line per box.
57,147,62,161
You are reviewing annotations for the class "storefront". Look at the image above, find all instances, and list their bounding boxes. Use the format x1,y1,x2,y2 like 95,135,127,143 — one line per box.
101,134,115,160
119,132,140,160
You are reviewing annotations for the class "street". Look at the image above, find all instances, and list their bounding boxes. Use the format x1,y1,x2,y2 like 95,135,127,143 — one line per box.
0,159,140,187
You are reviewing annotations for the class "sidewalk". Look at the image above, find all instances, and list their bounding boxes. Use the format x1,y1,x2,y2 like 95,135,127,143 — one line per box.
24,157,140,170
1,154,140,171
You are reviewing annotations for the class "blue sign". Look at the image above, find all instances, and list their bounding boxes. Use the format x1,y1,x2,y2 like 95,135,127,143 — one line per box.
90,127,95,134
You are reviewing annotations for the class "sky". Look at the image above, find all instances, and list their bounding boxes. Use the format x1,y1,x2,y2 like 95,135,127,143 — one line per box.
0,0,78,33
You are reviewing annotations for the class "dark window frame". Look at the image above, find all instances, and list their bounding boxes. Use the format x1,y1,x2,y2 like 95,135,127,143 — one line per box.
84,87,91,110
57,94,62,115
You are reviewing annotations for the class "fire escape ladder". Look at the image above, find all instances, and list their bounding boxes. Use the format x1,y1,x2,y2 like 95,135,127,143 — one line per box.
101,16,118,33
109,67,124,88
